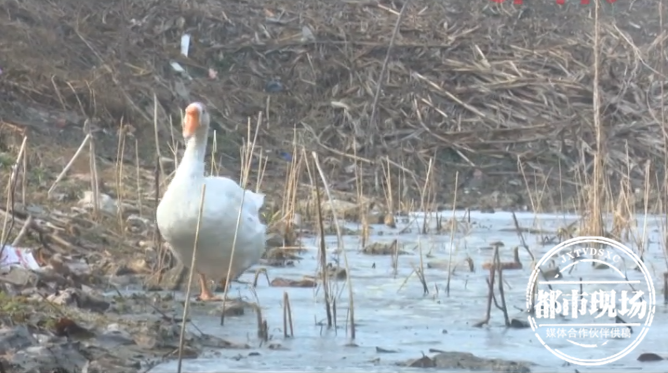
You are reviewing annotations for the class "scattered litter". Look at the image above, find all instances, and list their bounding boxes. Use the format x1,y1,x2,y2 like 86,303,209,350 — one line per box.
0,245,41,270
169,61,192,80
77,191,119,216
265,80,284,93
180,34,191,57
278,151,292,162
301,25,315,42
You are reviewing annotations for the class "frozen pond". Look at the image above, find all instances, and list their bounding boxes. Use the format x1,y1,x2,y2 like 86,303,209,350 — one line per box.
149,210,668,372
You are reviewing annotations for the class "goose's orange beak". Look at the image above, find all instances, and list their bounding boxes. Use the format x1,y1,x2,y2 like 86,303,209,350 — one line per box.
183,104,200,138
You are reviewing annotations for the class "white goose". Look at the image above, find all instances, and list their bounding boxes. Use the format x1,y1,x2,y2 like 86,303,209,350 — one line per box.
156,102,266,301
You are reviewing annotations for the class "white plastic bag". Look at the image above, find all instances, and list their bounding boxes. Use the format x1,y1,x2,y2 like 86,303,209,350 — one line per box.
0,245,41,270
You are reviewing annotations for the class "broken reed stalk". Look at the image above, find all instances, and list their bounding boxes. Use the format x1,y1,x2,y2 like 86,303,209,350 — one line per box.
312,152,355,339
419,158,434,234
281,129,302,235
391,239,399,276
20,141,26,206
382,157,395,227
134,138,143,216
664,273,668,305
257,305,269,341
177,184,207,373
283,291,294,338
252,268,270,287
445,171,460,296
366,0,409,157
351,142,368,250
153,93,165,178
638,160,651,259
153,154,169,285
115,121,127,232
254,154,268,195
162,114,188,289
495,250,510,326
417,240,428,295
221,113,262,325
511,212,536,266
475,246,497,327
211,129,218,175
313,177,333,328
0,136,27,257
84,120,101,218
588,0,605,240
425,155,439,232
46,134,90,196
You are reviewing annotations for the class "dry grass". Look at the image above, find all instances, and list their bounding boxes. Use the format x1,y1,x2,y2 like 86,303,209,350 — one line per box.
1,0,666,203
1,0,668,358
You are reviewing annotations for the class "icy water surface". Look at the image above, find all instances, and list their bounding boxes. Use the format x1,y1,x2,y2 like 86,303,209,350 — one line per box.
149,211,668,372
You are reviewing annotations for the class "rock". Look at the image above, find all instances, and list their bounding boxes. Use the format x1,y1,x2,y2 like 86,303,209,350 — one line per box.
47,288,110,313
0,326,38,352
78,191,118,216
406,354,436,368
126,214,152,234
362,241,409,256
637,352,664,362
0,267,40,286
434,351,531,372
401,351,532,372
95,325,135,349
10,342,87,373
270,277,317,288
81,357,141,373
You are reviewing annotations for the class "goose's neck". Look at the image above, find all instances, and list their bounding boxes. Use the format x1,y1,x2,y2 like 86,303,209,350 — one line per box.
175,135,207,180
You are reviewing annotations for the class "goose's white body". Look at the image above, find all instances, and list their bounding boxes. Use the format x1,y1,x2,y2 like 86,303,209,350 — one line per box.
156,103,265,288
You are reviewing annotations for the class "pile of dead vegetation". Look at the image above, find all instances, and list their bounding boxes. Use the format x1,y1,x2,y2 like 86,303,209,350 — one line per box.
0,0,666,185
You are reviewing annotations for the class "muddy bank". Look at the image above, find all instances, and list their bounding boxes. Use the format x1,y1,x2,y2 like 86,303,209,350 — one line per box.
0,262,259,373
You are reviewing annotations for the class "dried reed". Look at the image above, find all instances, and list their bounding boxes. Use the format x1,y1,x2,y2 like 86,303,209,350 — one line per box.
221,113,262,324
177,184,207,373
